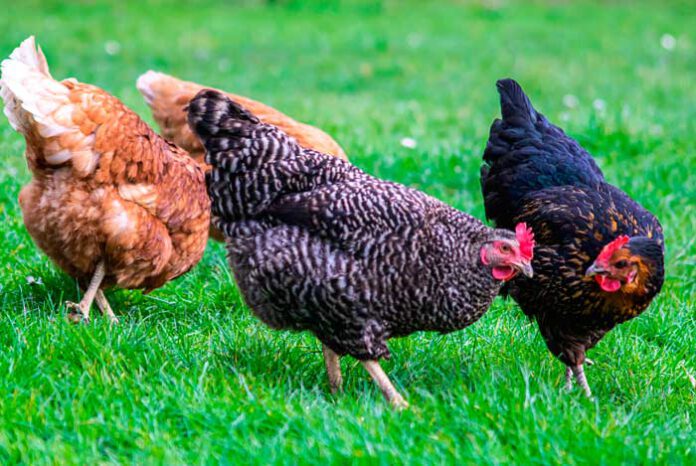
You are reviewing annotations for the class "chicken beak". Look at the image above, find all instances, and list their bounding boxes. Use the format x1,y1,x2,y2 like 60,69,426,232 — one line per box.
585,263,605,277
517,261,534,278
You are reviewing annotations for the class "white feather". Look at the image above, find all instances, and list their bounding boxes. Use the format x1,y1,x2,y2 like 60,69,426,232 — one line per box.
1,43,72,143
136,70,167,105
0,36,96,170
44,149,72,165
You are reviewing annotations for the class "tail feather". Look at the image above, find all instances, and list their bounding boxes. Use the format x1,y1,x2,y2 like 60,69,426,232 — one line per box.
496,78,538,123
187,90,325,223
136,70,179,106
135,70,209,161
135,70,160,105
190,90,266,223
9,36,52,78
1,36,100,174
1,36,70,136
187,89,260,141
481,78,606,228
187,89,305,172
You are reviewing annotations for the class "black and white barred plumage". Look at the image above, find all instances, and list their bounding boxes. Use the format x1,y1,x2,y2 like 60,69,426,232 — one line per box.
188,89,522,361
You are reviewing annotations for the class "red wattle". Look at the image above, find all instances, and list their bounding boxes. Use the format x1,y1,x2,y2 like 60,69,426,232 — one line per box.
595,275,621,292
492,266,515,281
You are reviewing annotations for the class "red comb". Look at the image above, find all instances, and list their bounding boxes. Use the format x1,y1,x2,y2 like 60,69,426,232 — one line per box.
515,223,535,261
596,235,630,266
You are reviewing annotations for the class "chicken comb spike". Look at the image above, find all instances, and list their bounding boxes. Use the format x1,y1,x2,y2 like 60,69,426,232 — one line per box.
596,235,630,266
515,222,535,260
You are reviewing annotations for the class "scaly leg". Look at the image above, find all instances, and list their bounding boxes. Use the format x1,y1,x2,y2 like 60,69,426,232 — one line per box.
66,261,106,324
322,344,343,394
361,360,409,410
565,366,573,391
95,290,119,324
571,364,593,398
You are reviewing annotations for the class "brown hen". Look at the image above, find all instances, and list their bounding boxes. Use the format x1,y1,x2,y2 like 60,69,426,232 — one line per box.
0,37,210,322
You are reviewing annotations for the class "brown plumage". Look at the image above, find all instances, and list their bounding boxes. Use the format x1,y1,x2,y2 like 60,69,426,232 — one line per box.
480,79,664,397
0,37,210,322
136,70,346,242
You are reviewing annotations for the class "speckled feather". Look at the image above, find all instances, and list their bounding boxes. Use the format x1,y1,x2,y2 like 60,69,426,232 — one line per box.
481,79,664,366
189,89,512,360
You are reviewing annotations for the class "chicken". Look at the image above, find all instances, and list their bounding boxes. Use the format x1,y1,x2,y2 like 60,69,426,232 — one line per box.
136,70,347,164
480,79,665,396
0,37,210,323
136,70,346,243
187,89,535,408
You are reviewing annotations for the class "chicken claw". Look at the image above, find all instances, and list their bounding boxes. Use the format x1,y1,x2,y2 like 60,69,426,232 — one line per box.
65,301,90,324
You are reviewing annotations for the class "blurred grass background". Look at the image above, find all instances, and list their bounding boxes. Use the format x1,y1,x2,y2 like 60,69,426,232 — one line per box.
0,0,694,464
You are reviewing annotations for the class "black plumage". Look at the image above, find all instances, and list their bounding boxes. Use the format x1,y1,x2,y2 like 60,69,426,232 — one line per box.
481,79,665,396
188,89,534,407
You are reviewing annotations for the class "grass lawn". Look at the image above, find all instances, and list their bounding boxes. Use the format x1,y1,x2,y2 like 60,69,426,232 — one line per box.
0,0,694,464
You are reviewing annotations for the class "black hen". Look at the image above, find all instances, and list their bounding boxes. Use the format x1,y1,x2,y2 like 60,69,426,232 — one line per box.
481,79,664,397
189,89,535,408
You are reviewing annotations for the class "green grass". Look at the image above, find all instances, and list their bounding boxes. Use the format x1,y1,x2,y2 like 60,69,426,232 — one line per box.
1,0,695,464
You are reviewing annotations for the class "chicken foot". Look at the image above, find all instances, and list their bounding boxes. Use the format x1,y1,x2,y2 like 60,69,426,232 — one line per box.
66,260,105,323
361,360,409,410
322,344,343,394
95,290,119,324
565,364,593,398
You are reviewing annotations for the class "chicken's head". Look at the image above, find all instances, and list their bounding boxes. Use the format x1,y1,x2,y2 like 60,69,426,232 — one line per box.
481,223,535,281
586,236,663,294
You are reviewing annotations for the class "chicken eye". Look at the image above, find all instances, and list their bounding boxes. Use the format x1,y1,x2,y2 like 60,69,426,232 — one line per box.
499,244,511,253
614,260,628,269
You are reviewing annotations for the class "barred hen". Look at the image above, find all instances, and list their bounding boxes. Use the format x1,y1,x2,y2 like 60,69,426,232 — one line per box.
481,79,664,396
188,89,535,408
0,37,210,322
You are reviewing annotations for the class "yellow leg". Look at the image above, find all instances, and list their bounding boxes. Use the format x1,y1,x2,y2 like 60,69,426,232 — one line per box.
565,366,573,391
571,364,593,398
95,290,119,324
322,344,343,394
361,360,409,410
